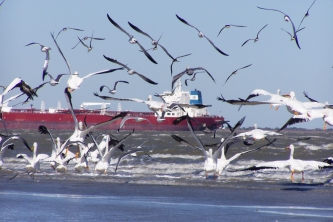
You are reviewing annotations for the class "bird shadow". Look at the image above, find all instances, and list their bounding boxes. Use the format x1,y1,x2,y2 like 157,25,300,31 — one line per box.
280,182,325,191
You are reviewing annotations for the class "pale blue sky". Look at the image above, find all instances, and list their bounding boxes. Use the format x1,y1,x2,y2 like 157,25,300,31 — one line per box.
1,0,332,129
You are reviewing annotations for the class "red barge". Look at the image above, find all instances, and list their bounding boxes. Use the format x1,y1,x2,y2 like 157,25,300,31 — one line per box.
0,82,224,131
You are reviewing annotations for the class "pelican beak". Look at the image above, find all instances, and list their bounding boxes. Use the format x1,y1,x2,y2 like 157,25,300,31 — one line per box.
282,94,290,98
285,146,290,150
307,113,311,117
75,152,79,159
30,146,34,152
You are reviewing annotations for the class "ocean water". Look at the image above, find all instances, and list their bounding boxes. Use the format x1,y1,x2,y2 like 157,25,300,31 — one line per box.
0,128,333,221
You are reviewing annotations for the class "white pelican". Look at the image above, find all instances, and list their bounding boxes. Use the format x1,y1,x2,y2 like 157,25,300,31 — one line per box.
281,27,305,41
38,125,60,170
232,144,333,183
279,108,333,131
128,22,165,51
1,78,38,102
72,35,105,49
182,114,245,179
55,27,84,39
25,42,51,80
233,123,282,141
95,130,134,174
107,14,157,64
170,53,192,76
87,134,110,163
100,80,129,95
77,33,94,52
45,72,70,86
223,64,252,85
241,24,268,46
256,7,300,49
176,14,228,56
172,67,215,89
67,68,124,91
218,91,327,116
103,55,158,85
216,139,276,177
16,142,50,174
242,88,285,110
217,24,247,37
64,141,93,173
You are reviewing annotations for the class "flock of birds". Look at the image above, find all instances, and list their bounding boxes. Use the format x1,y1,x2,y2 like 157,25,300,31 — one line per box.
1,1,333,183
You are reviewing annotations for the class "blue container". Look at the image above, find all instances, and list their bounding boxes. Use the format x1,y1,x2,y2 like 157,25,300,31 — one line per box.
190,90,203,105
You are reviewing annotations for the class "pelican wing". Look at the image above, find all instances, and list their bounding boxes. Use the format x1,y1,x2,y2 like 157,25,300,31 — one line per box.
128,22,153,40
232,159,290,172
51,32,71,74
175,14,200,33
16,154,32,164
107,14,131,38
227,139,276,163
203,36,229,56
134,72,158,85
103,55,130,70
135,40,158,64
171,134,202,151
213,116,246,160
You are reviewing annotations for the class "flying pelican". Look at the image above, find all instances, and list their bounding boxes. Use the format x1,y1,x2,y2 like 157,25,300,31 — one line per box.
103,55,158,85
72,35,105,49
25,42,51,81
76,31,101,52
67,68,124,91
55,27,84,39
170,53,192,76
176,14,228,56
230,144,333,183
107,14,157,64
281,27,305,41
1,78,38,102
217,24,247,37
257,6,301,49
99,80,129,94
223,64,252,85
172,67,215,89
44,72,70,86
127,22,171,53
278,108,333,132
174,114,246,179
218,91,327,116
233,123,282,141
241,24,268,46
